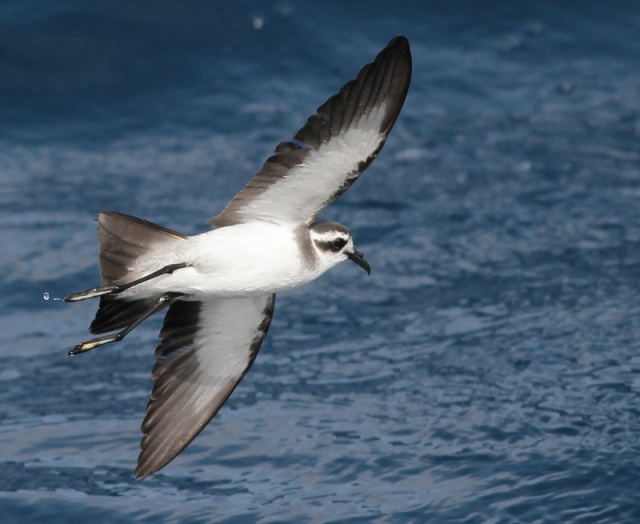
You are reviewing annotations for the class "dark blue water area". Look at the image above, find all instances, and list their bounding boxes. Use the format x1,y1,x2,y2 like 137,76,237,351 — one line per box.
1,0,640,521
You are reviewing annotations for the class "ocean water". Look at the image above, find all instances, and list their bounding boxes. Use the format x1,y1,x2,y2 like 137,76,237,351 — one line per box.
1,1,640,522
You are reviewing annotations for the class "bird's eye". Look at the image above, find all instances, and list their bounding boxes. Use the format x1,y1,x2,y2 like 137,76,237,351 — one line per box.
331,237,347,251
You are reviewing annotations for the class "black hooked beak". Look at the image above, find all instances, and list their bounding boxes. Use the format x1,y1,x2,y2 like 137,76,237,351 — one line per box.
347,249,371,275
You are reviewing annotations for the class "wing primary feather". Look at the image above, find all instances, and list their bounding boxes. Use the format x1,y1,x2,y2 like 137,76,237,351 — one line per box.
135,295,276,479
209,36,411,228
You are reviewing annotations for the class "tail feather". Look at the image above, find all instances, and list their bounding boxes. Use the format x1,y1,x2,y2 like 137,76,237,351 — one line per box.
90,296,161,334
97,211,186,286
88,212,187,336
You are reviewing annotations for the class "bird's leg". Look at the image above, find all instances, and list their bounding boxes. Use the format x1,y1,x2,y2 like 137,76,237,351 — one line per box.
64,263,188,302
68,292,182,357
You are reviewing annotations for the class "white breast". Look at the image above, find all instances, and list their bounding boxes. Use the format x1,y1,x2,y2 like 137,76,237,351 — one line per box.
126,222,323,299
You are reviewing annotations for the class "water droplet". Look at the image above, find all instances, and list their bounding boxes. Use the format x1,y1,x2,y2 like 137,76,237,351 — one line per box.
43,292,50,301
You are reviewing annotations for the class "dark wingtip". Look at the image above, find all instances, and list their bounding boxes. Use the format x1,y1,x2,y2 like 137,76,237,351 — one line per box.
389,35,410,50
133,467,150,480
383,35,411,72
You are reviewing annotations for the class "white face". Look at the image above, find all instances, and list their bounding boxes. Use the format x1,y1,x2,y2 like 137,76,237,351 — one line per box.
311,229,354,268
309,223,370,275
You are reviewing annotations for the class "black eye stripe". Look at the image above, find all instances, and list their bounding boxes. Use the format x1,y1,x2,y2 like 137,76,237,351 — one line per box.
331,237,347,250
315,236,348,252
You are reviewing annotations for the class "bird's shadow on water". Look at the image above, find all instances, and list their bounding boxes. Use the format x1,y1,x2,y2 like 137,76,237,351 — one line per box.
0,461,246,497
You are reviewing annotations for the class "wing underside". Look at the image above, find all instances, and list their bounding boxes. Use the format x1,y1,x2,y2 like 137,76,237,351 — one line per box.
134,294,276,479
210,36,412,227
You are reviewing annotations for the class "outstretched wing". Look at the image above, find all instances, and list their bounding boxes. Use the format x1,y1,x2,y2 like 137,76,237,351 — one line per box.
135,294,276,479
210,36,412,228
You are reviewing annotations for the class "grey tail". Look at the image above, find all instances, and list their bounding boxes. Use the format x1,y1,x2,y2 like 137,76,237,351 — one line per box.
97,211,187,287
89,296,164,334
89,211,187,334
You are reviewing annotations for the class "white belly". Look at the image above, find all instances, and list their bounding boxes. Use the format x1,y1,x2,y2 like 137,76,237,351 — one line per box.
123,222,321,299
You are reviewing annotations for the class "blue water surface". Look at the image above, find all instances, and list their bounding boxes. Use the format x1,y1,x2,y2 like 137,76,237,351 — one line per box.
1,1,640,522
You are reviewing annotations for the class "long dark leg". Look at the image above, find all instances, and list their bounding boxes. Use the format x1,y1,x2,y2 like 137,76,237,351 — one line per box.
68,293,181,357
64,263,188,302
